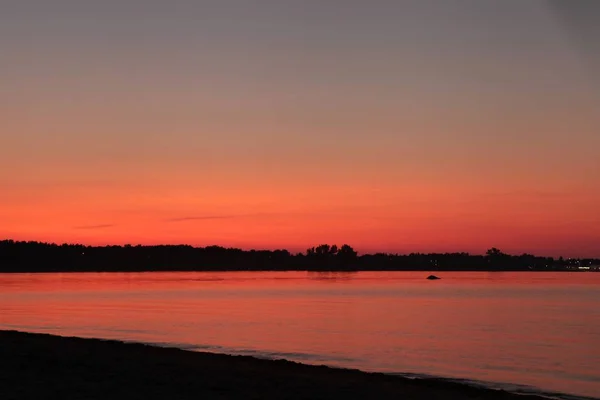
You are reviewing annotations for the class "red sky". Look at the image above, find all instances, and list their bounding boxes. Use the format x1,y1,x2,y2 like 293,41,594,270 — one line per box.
1,1,599,257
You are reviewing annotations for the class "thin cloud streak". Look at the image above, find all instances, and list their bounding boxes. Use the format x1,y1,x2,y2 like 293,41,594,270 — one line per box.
166,212,285,222
480,190,575,199
166,216,238,222
73,224,116,230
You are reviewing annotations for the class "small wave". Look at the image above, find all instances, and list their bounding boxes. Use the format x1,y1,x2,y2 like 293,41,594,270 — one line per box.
122,340,223,353
390,372,598,400
134,340,358,364
136,340,597,400
221,349,358,364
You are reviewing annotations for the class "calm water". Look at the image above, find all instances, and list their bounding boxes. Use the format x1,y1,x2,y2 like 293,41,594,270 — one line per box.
1,271,599,399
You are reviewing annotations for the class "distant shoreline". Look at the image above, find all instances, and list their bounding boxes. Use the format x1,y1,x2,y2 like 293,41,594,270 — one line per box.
0,330,548,400
0,268,598,273
2,240,598,273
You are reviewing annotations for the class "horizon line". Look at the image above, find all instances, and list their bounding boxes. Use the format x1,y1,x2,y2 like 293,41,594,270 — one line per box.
1,239,598,260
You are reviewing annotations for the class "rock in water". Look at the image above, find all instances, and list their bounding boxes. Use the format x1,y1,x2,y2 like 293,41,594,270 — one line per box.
426,275,441,280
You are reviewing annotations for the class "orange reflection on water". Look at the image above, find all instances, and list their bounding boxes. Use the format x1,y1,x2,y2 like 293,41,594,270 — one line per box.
1,271,599,398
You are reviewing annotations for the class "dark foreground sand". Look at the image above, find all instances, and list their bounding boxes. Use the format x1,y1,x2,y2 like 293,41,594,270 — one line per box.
0,330,543,400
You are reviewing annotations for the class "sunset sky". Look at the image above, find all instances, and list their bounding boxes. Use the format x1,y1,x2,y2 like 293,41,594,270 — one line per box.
1,1,599,257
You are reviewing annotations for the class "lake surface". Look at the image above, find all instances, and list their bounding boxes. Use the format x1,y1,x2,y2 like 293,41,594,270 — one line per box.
1,271,598,399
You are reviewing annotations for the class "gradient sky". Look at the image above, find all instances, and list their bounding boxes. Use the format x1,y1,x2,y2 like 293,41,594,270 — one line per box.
1,1,599,256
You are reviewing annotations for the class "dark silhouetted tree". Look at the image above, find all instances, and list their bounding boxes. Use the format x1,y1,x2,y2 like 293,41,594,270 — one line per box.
337,244,358,269
486,248,504,257
0,240,587,273
486,248,509,270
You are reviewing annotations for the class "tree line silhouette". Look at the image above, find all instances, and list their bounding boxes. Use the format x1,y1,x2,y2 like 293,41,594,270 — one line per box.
0,240,597,273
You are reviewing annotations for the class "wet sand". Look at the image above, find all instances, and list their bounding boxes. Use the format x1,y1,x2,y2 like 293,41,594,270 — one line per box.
0,330,543,400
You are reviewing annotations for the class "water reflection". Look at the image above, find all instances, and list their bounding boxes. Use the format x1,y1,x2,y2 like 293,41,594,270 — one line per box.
1,272,599,399
306,271,358,281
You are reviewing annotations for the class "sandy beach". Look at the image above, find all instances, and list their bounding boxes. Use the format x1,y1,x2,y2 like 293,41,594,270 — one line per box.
0,330,547,400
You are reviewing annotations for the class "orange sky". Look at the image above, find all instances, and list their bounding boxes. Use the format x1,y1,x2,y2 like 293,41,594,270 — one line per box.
1,1,599,256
